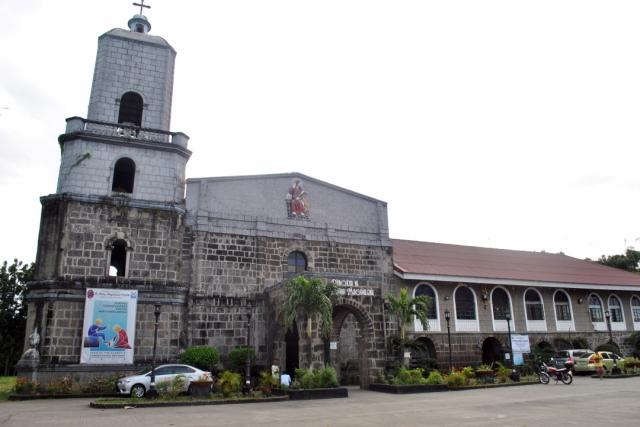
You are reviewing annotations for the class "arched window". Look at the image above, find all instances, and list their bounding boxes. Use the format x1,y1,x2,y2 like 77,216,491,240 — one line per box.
491,288,511,320
554,291,572,321
415,284,437,319
109,239,128,277
525,289,544,321
608,296,623,323
118,92,143,127
112,157,136,193
455,287,476,320
589,294,604,322
632,296,640,323
286,251,307,278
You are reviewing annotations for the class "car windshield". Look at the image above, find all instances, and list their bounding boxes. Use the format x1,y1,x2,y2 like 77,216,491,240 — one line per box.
554,351,569,358
578,352,594,359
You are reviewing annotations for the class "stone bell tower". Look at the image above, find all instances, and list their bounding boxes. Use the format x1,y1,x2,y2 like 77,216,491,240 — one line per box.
25,10,192,373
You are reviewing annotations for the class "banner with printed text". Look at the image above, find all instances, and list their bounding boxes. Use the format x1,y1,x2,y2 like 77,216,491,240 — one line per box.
80,288,138,364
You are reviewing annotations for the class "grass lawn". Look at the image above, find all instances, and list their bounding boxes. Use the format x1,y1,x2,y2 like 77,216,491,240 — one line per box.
0,377,16,402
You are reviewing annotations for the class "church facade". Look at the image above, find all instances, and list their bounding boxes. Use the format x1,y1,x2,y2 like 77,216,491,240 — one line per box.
23,14,640,387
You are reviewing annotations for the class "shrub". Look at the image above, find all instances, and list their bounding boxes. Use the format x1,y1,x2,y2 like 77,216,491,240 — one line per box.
295,368,315,389
315,366,339,388
156,374,187,399
217,371,241,396
81,376,113,393
181,346,219,370
445,372,466,387
13,377,40,394
46,377,74,395
374,372,388,384
426,371,445,385
227,348,257,373
395,367,426,385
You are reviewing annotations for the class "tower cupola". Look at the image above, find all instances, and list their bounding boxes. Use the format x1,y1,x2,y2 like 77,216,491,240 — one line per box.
128,14,151,34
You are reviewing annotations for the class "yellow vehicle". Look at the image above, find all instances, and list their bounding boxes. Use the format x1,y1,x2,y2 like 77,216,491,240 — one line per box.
573,351,624,375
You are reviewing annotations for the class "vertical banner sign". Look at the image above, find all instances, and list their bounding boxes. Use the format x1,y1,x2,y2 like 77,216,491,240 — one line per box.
80,288,138,364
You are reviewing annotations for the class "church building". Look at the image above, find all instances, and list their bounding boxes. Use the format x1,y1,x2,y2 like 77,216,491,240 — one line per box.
22,12,640,388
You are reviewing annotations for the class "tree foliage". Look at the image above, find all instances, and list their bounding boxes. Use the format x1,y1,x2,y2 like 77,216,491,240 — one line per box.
180,346,219,370
587,248,640,273
1,259,34,376
283,275,339,339
383,288,432,364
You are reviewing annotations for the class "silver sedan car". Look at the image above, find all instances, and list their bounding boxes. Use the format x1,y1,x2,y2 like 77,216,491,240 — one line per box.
115,364,210,397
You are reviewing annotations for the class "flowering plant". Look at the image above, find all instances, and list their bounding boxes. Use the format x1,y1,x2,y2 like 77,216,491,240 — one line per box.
195,372,212,382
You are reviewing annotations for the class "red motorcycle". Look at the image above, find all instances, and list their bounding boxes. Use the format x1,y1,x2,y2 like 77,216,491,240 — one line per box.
536,358,573,385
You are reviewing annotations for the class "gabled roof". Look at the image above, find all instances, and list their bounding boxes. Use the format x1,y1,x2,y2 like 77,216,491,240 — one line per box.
391,239,640,290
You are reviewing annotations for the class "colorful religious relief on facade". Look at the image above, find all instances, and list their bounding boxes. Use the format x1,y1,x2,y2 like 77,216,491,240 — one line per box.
286,178,310,220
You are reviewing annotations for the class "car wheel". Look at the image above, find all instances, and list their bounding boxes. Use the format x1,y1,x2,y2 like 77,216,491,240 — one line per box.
188,385,194,395
131,384,146,398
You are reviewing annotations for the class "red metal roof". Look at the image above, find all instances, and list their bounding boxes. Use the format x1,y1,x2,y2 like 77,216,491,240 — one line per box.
391,239,640,287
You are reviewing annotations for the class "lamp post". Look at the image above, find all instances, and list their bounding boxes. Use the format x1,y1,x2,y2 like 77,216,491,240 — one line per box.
444,309,453,369
605,310,621,375
243,304,253,395
504,309,519,382
146,301,162,399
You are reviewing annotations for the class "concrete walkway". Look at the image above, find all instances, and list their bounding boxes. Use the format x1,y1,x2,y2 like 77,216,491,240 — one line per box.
1,376,638,427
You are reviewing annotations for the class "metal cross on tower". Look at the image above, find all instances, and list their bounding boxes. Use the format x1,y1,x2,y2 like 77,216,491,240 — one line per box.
133,0,151,15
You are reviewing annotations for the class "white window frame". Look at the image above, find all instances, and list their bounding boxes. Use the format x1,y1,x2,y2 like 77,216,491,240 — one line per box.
523,287,546,332
630,295,640,331
607,294,626,331
588,293,607,331
453,284,479,332
553,290,575,332
412,282,440,332
490,286,515,332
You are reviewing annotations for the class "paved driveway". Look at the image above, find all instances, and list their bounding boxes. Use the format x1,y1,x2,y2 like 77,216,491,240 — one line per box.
1,376,638,427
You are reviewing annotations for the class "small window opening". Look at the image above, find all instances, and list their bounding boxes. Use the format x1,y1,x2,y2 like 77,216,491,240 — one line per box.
110,239,127,277
136,24,144,33
554,291,572,321
287,252,307,278
525,289,544,321
455,286,476,320
112,157,136,193
491,288,510,320
415,285,437,319
118,92,143,127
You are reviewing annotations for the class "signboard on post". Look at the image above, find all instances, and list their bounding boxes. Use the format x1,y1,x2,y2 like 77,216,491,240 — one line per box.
511,334,531,354
80,288,138,364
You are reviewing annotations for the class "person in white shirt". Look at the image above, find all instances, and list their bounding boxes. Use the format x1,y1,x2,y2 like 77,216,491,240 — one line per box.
271,359,280,383
280,372,291,387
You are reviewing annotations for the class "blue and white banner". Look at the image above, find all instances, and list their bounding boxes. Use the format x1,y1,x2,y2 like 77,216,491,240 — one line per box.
80,288,138,364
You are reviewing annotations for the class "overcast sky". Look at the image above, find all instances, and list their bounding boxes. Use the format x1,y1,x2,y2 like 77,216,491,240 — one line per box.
1,1,638,266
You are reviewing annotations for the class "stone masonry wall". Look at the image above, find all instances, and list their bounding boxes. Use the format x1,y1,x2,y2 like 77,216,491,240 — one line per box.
35,199,186,283
88,29,176,131
56,138,188,204
25,281,188,365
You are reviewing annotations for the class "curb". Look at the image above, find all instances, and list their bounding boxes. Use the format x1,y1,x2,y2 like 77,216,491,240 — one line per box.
90,395,289,409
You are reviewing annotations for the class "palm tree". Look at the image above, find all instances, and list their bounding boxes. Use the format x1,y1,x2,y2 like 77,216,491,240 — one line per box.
384,288,432,365
283,275,340,368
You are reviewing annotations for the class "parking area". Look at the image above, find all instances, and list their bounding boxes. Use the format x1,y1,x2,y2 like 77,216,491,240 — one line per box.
1,376,638,427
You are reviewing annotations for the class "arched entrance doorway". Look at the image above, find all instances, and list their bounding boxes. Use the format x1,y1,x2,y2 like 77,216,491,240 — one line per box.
482,337,503,365
284,319,299,377
329,300,376,388
410,337,437,369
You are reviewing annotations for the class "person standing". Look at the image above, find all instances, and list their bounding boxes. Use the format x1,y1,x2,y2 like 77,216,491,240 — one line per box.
271,359,280,383
593,350,604,380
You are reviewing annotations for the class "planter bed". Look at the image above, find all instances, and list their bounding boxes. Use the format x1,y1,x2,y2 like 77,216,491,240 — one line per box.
90,395,288,409
368,384,448,394
271,387,348,400
10,393,120,401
